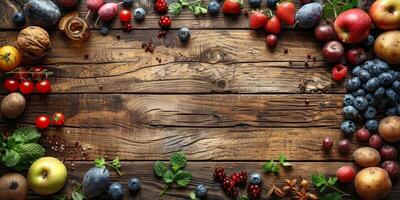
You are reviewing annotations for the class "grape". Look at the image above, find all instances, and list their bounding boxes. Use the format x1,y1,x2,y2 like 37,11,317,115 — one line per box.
380,145,398,161
322,137,333,151
337,139,351,154
369,135,383,149
381,161,399,178
336,166,356,183
356,128,371,142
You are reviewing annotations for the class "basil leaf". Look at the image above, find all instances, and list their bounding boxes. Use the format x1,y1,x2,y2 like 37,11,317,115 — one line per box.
154,161,168,177
163,170,175,184
15,143,45,163
170,152,186,171
3,150,20,167
175,170,192,187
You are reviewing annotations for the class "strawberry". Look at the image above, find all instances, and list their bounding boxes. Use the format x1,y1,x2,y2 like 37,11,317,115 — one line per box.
264,15,281,34
249,11,268,29
222,0,243,15
276,1,295,25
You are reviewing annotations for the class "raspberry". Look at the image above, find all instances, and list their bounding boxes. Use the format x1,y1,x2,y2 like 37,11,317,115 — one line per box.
332,64,348,81
222,176,238,197
154,0,168,14
159,15,171,29
213,167,226,182
247,184,261,199
230,171,247,186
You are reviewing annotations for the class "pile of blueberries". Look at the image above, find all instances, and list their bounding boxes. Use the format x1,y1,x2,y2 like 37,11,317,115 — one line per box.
341,59,400,135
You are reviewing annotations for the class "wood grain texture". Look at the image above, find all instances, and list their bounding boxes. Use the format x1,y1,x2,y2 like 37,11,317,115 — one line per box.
25,161,400,200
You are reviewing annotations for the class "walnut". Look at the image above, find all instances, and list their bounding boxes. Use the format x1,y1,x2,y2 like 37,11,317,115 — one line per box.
16,26,51,60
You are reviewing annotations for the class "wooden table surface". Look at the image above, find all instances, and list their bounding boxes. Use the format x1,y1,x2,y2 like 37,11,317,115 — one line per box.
0,0,399,199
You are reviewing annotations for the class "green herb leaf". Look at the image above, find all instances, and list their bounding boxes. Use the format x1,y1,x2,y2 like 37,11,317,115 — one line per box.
169,2,183,15
2,150,21,167
163,170,175,184
8,128,41,145
110,157,122,175
323,0,357,19
263,160,279,173
312,174,326,188
95,158,106,168
170,152,187,172
71,191,85,200
240,195,249,200
175,170,192,187
320,192,342,200
15,143,45,162
155,161,168,177
189,191,196,200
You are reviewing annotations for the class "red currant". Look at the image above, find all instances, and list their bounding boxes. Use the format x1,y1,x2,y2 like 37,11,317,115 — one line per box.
119,9,132,22
35,115,51,129
32,66,45,80
52,112,65,126
4,78,19,92
36,79,51,94
19,80,34,94
331,64,348,81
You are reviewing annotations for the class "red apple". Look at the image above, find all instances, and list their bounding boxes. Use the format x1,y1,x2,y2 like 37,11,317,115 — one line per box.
314,24,335,42
323,41,344,63
336,166,356,183
334,8,372,44
346,47,367,66
369,0,400,30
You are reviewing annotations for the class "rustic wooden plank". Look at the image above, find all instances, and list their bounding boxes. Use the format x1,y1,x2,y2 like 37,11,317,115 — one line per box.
25,161,400,199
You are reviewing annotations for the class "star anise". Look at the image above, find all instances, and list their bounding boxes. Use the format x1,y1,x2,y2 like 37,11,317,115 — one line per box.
283,179,298,194
294,188,319,200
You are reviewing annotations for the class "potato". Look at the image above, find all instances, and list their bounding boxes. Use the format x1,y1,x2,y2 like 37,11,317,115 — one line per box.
374,31,400,64
353,147,381,168
355,167,392,200
379,116,400,142
1,93,26,119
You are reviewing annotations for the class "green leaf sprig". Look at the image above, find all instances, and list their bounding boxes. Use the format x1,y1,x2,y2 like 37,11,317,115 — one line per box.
54,182,85,200
189,191,201,200
154,152,192,196
312,174,351,200
169,0,208,16
95,157,122,176
0,127,45,171
322,0,358,19
263,153,292,173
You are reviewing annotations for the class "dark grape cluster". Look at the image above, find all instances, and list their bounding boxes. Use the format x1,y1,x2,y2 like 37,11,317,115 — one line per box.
342,59,400,135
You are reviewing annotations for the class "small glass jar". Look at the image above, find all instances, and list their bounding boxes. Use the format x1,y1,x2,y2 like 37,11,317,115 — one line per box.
59,12,90,42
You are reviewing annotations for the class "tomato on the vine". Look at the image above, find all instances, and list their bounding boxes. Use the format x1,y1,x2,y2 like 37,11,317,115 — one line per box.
36,79,51,94
32,66,45,80
119,9,132,22
13,68,29,81
35,115,51,129
52,112,65,126
19,80,34,94
4,78,19,92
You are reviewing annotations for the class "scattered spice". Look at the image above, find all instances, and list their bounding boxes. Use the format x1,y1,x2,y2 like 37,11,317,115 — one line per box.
312,55,317,61
42,133,91,160
305,99,310,105
142,40,155,53
84,54,89,59
158,30,167,38
304,61,309,66
116,34,121,40
284,48,289,54
307,53,311,59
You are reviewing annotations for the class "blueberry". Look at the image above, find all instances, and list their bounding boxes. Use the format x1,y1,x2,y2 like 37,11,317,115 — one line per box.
108,183,124,200
385,88,398,103
178,27,191,43
364,93,376,106
367,65,381,77
358,70,370,82
353,96,369,111
378,72,394,86
341,120,356,135
343,106,359,120
391,81,400,93
12,12,25,26
375,59,389,73
374,87,386,98
395,72,400,81
208,1,220,15
134,8,146,22
100,27,109,36
362,60,374,71
343,94,355,106
386,107,397,116
267,0,279,9
122,0,134,7
352,88,366,97
128,177,141,193
365,119,378,132
352,66,362,77
364,77,380,92
362,34,375,49
363,106,377,120
347,77,361,91
195,184,207,198
249,0,262,7
249,172,262,185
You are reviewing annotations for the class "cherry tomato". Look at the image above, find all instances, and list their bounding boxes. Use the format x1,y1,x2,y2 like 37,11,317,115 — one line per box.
36,79,51,94
119,9,132,22
32,66,45,80
35,115,51,129
13,68,29,81
19,80,34,94
52,112,65,126
4,78,19,92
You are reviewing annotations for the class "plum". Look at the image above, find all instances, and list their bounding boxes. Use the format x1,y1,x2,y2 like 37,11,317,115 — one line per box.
95,3,120,26
86,0,105,18
82,167,110,199
295,3,322,29
23,0,60,28
381,161,399,178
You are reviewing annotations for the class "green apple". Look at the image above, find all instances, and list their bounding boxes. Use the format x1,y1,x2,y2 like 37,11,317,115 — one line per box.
27,157,67,195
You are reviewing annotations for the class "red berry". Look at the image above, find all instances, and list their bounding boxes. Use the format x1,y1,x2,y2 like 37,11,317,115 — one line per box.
4,78,19,92
265,34,278,48
247,184,261,199
159,15,171,29
222,176,238,197
119,9,132,22
331,64,348,81
265,15,281,34
214,167,226,182
36,79,51,94
249,11,268,30
35,115,51,129
13,68,29,81
52,112,65,126
276,2,295,25
154,0,168,14
322,137,333,151
31,66,45,80
19,80,34,94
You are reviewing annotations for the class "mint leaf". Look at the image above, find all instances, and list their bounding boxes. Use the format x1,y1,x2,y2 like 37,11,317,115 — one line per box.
15,143,45,165
312,174,326,188
163,170,175,184
170,152,186,171
263,160,279,173
189,191,196,200
175,170,192,187
71,191,84,200
2,150,20,167
9,128,41,144
154,161,168,177
95,158,106,168
278,154,286,164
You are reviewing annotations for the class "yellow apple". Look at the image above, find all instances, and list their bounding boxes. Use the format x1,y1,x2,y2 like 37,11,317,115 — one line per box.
27,157,67,195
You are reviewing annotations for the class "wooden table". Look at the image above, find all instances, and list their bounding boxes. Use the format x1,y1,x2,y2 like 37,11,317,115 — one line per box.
0,0,399,199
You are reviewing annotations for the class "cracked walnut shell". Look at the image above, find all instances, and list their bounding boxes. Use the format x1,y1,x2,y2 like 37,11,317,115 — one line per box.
16,26,51,60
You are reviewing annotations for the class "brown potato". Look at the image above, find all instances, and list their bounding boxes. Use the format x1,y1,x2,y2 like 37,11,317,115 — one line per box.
355,167,392,200
353,147,381,168
0,92,26,119
374,31,400,64
379,116,400,142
